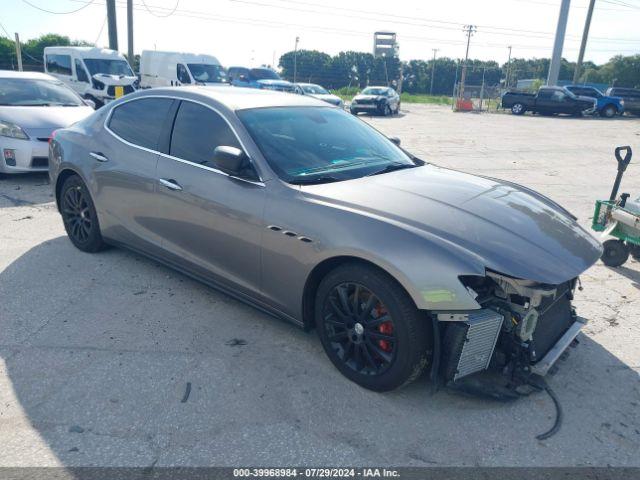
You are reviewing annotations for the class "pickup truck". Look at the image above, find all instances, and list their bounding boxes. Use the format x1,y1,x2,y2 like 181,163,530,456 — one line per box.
606,87,640,116
502,86,596,116
565,85,624,118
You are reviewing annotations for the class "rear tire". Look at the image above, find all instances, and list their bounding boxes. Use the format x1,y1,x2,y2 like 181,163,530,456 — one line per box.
601,239,629,267
315,263,432,391
511,103,525,115
60,175,107,253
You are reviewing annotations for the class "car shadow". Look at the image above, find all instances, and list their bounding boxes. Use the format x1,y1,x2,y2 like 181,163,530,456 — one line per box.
1,237,639,467
0,172,53,209
607,263,640,289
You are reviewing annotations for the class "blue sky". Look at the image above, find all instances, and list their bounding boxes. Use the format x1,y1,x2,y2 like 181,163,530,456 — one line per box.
2,0,639,66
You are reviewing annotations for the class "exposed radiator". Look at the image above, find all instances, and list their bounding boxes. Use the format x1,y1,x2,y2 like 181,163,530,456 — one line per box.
447,309,505,381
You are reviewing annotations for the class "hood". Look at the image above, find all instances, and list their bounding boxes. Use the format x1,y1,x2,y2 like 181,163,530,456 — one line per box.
92,73,137,86
301,165,601,285
353,94,383,102
311,93,343,105
257,79,293,87
0,105,94,134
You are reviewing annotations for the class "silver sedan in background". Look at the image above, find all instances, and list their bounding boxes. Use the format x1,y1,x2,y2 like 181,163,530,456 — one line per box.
49,87,600,392
294,82,343,108
0,70,94,175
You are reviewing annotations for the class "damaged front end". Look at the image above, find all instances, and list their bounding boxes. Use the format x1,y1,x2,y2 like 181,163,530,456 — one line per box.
437,271,585,393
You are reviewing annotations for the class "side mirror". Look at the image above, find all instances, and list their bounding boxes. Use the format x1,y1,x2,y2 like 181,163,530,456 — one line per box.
388,136,401,146
213,146,248,177
84,98,96,109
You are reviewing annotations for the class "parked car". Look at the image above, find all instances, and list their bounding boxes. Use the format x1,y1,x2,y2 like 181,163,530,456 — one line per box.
350,86,400,116
139,50,228,88
502,86,596,116
50,87,601,392
564,85,624,118
294,83,343,108
44,46,137,108
606,87,640,116
0,70,93,175
228,67,295,93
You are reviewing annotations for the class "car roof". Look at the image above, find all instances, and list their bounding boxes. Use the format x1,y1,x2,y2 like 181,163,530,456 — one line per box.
0,70,57,81
133,85,331,110
44,46,126,60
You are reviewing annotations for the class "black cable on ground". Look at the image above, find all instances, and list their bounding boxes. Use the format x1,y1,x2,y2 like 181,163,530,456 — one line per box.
536,380,563,441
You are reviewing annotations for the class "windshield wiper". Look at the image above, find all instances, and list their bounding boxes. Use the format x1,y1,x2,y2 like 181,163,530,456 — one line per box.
290,175,342,185
365,163,417,177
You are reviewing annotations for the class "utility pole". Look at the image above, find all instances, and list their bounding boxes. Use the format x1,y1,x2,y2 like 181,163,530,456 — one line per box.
505,46,512,88
429,48,439,95
459,25,476,99
293,36,300,83
547,0,571,86
573,0,596,84
106,0,118,51
14,33,23,71
127,0,133,67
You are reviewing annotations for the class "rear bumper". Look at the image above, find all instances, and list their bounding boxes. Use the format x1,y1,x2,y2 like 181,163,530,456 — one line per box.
531,316,586,376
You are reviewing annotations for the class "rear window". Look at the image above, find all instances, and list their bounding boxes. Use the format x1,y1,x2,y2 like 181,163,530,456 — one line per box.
46,54,72,75
108,98,174,150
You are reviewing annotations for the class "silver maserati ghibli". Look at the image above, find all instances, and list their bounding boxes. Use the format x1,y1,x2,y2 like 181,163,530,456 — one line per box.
49,87,601,392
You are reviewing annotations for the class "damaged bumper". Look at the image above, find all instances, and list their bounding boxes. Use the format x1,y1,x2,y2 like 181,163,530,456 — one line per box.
530,316,586,376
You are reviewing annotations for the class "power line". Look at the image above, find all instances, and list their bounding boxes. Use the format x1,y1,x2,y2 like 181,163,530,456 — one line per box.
21,0,96,14
94,14,108,46
140,0,180,18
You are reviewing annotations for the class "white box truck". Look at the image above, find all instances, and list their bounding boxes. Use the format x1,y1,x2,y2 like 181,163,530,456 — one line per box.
139,50,228,88
44,46,137,107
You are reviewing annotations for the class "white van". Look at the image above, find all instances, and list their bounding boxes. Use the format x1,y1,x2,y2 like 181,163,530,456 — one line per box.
44,46,137,107
139,50,228,88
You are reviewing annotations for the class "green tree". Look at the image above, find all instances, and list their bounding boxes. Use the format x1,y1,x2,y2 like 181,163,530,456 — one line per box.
279,49,331,84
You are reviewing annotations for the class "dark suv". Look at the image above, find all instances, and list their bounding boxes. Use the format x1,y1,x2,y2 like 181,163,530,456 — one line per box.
606,87,640,115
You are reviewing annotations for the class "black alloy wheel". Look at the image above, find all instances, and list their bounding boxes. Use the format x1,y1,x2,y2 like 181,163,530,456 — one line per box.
322,282,397,376
601,239,629,267
60,175,106,253
316,263,432,391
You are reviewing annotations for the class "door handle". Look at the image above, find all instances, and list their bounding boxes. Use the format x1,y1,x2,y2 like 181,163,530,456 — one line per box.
159,178,183,191
89,151,109,162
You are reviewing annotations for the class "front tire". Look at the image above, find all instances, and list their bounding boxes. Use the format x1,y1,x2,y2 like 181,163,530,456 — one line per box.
601,105,617,118
383,104,392,116
60,175,106,253
601,239,629,267
511,103,525,115
315,263,432,391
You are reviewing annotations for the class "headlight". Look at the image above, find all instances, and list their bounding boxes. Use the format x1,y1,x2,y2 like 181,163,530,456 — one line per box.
620,99,625,106
91,78,105,90
0,120,29,140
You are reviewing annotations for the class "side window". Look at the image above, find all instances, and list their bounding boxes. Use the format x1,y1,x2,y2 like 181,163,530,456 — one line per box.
46,54,72,75
538,89,552,99
75,59,89,83
551,91,565,102
177,64,191,84
108,98,174,150
170,101,255,178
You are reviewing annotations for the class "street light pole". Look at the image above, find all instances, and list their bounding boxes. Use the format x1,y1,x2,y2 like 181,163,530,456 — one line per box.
459,25,476,99
293,36,300,84
573,0,596,84
430,48,439,95
505,45,512,88
547,0,571,86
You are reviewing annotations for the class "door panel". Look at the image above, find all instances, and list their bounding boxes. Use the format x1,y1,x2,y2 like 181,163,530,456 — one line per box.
154,159,266,296
151,100,266,297
93,97,176,253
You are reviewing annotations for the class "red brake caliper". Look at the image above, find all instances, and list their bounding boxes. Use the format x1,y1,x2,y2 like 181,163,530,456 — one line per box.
375,305,393,352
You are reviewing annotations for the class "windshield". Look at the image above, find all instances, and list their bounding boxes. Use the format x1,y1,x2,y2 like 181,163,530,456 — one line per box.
84,58,134,76
362,87,388,96
0,78,84,106
301,84,329,95
237,106,415,183
250,68,281,80
187,63,228,83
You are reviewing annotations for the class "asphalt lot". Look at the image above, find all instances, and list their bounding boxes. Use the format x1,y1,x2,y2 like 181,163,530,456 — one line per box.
1,105,639,467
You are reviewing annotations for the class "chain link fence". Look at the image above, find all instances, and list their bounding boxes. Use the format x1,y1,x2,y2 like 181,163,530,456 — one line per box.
453,83,503,112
